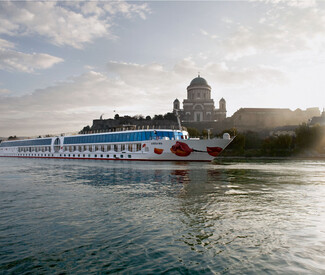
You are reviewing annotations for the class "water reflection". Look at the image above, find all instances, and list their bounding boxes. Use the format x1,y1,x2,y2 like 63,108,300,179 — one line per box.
1,158,325,273
169,161,325,272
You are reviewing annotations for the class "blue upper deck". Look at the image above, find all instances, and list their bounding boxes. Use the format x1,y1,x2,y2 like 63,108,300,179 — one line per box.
63,130,184,145
0,138,52,148
0,130,185,148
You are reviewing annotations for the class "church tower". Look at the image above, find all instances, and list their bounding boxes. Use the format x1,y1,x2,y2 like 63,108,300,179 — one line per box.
183,75,215,122
173,75,227,122
173,98,180,112
216,98,227,121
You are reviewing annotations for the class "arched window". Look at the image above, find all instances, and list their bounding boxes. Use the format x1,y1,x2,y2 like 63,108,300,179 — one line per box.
53,138,61,152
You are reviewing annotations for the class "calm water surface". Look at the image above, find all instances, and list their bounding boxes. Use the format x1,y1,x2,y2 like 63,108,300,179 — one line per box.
0,158,325,274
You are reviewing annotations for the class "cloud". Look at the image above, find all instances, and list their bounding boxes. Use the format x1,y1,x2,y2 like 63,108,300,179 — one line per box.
0,88,11,94
200,29,218,39
0,1,150,73
0,1,150,49
207,63,286,87
200,1,325,60
0,57,287,136
0,38,15,49
0,38,63,73
251,0,317,9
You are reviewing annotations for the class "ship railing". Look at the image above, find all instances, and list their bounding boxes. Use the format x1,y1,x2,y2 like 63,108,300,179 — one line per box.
79,124,186,135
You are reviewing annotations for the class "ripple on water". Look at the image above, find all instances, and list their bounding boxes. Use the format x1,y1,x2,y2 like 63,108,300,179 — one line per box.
1,158,325,273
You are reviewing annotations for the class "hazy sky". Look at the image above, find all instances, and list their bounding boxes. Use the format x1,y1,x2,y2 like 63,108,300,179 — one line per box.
1,0,325,137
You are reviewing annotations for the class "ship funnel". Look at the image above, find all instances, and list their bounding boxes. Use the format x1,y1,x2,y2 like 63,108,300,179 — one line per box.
223,133,230,140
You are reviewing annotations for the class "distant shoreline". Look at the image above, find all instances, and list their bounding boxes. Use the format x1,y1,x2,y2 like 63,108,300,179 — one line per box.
216,155,325,161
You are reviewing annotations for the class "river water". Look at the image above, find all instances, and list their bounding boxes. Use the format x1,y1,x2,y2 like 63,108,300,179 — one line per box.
0,158,325,274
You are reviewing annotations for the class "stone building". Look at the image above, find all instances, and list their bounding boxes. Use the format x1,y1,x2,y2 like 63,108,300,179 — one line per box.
309,109,325,126
230,107,320,131
173,75,226,122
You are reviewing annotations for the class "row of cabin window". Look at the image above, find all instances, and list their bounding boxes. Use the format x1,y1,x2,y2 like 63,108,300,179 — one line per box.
59,154,132,159
63,131,180,145
16,153,132,159
62,143,142,153
18,146,51,152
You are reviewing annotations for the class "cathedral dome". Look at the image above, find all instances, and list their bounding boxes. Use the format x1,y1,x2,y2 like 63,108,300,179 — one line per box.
190,75,208,86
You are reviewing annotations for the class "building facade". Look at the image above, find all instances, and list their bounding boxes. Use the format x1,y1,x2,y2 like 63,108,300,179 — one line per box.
230,107,320,131
173,75,226,122
309,109,325,126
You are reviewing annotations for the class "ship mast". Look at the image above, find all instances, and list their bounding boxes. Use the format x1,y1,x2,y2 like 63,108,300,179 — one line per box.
174,109,182,131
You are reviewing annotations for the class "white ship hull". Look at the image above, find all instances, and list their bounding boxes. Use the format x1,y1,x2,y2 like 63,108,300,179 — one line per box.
0,130,233,162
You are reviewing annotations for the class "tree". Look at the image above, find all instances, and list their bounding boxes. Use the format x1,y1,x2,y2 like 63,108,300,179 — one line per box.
187,127,200,138
153,114,164,120
295,123,323,151
145,115,151,120
244,131,262,150
114,114,120,120
163,112,177,121
228,133,245,153
261,134,293,156
80,125,91,133
201,129,208,139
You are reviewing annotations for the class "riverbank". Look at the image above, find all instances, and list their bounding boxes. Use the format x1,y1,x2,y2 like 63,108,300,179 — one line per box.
214,155,325,163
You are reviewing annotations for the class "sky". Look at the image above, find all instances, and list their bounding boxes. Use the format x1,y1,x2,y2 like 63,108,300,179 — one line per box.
0,0,325,137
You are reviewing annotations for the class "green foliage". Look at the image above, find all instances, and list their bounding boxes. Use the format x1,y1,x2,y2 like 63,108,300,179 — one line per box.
163,112,177,121
153,114,164,120
80,125,91,133
261,134,293,156
187,127,200,138
295,123,323,151
244,131,263,150
228,133,246,153
221,128,238,137
220,128,297,157
201,129,208,138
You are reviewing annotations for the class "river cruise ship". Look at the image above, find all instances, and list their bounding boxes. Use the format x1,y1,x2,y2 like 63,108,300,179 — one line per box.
0,129,233,162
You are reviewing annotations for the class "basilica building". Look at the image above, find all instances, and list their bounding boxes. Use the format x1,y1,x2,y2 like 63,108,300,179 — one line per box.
173,75,226,122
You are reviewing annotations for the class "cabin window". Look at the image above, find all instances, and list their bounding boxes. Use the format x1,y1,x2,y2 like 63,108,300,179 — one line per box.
127,144,132,152
136,143,141,151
